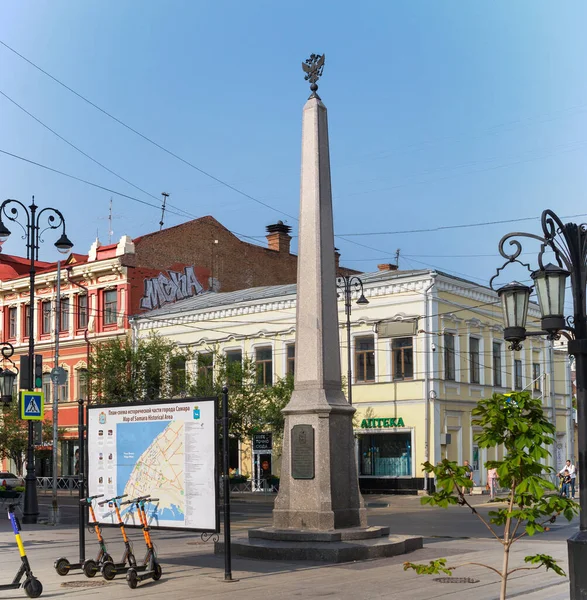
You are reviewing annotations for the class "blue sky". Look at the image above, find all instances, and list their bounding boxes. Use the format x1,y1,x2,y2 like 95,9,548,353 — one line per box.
1,1,586,294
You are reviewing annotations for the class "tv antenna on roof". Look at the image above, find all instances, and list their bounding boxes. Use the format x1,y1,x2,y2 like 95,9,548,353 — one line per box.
160,192,170,230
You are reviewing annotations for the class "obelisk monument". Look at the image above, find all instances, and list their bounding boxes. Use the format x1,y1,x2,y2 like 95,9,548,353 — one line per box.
272,54,367,531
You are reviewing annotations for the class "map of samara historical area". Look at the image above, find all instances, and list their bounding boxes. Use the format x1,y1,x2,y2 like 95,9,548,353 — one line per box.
87,399,217,532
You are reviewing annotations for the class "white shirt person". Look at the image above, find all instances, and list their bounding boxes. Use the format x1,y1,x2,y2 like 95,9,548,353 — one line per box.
559,460,576,479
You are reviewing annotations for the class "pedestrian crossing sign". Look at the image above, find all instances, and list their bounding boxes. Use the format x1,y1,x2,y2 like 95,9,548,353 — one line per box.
20,391,44,420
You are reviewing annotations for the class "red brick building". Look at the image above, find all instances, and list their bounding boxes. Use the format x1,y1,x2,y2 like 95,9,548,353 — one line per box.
0,216,354,475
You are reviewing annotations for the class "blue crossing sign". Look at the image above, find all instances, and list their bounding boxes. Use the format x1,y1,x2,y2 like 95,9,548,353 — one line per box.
20,391,44,421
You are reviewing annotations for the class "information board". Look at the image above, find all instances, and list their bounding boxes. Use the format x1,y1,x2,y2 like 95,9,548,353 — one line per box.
87,398,218,532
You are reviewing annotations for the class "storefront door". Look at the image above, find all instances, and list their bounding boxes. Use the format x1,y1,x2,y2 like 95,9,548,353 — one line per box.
472,444,480,485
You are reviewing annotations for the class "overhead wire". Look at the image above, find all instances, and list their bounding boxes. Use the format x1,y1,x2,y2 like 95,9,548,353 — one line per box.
0,89,195,221
0,39,297,222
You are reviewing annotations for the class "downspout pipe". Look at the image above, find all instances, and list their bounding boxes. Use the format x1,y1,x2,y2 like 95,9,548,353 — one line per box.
423,273,437,493
65,268,91,394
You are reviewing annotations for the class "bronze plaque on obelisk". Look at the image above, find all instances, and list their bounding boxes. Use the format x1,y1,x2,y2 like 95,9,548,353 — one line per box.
291,425,314,479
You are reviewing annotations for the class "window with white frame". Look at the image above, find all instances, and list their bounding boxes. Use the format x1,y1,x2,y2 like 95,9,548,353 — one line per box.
444,333,456,381
355,336,375,383
493,341,502,387
469,337,480,384
514,359,523,390
255,347,273,386
391,337,413,380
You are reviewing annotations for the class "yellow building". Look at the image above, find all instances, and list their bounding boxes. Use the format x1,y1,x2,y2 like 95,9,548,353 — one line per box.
133,268,573,494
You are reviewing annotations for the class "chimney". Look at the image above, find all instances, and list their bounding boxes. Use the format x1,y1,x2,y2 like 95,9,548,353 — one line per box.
335,247,341,272
266,221,292,254
378,263,398,272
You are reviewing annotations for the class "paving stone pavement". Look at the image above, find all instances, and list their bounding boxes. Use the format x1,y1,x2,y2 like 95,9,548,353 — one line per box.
0,518,573,599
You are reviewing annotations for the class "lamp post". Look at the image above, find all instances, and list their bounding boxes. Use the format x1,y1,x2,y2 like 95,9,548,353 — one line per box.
0,197,73,525
0,342,17,403
336,276,369,405
489,209,587,599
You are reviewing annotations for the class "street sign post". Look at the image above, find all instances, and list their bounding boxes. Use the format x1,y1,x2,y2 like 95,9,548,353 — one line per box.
50,367,67,386
20,391,44,421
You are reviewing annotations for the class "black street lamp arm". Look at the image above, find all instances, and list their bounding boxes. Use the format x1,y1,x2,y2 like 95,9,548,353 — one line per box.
337,275,367,315
35,206,68,249
0,199,32,256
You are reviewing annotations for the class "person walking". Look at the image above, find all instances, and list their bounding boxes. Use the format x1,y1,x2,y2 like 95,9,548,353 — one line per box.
558,460,576,499
463,460,474,495
487,467,498,501
560,469,572,498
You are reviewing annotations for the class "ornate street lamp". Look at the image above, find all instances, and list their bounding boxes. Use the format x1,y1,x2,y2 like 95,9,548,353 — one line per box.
336,275,369,406
490,209,587,599
0,197,73,524
0,342,17,403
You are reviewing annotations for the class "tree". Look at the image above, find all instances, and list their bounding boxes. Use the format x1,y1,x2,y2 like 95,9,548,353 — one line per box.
404,391,579,600
88,333,191,403
0,400,53,476
88,337,293,449
190,350,293,445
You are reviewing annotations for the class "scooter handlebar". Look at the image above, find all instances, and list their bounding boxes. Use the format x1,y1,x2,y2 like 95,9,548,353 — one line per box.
98,494,128,506
121,495,150,505
82,494,104,504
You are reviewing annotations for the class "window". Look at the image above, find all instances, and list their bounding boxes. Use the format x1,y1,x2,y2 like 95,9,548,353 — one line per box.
355,336,375,383
514,359,523,390
469,337,480,384
532,363,541,392
24,305,30,338
226,350,243,386
60,297,70,332
493,342,502,387
287,343,295,377
41,300,52,334
256,347,273,386
77,369,88,400
444,333,455,381
392,337,413,380
8,307,17,339
358,432,412,477
103,290,117,325
197,353,214,388
42,373,51,403
59,377,69,402
170,357,186,396
77,295,88,329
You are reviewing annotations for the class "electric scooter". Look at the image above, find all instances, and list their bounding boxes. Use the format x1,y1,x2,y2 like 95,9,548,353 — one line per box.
54,494,113,578
99,494,141,580
126,496,162,589
0,504,43,598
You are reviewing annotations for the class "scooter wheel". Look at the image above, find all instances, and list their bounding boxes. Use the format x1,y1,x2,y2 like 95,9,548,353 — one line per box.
128,553,137,568
153,562,162,581
54,557,70,576
23,577,43,598
127,568,138,589
102,561,117,581
102,554,113,564
83,559,98,578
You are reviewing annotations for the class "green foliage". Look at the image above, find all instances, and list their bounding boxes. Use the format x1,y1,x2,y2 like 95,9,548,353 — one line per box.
403,558,452,576
524,554,566,577
188,350,293,443
0,400,53,476
89,338,294,445
408,392,579,598
88,333,191,403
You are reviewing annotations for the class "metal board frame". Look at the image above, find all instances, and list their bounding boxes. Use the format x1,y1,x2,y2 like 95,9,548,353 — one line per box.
87,397,219,533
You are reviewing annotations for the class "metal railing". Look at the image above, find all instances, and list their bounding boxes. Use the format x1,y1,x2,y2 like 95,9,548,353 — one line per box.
36,476,80,494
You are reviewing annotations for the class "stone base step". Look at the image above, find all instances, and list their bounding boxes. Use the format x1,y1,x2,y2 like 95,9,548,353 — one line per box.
215,533,423,563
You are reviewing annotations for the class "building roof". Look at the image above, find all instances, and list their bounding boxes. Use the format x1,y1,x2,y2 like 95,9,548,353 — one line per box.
134,269,436,319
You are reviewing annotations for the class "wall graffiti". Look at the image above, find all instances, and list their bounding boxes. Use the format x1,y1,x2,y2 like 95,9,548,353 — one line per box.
140,266,204,310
